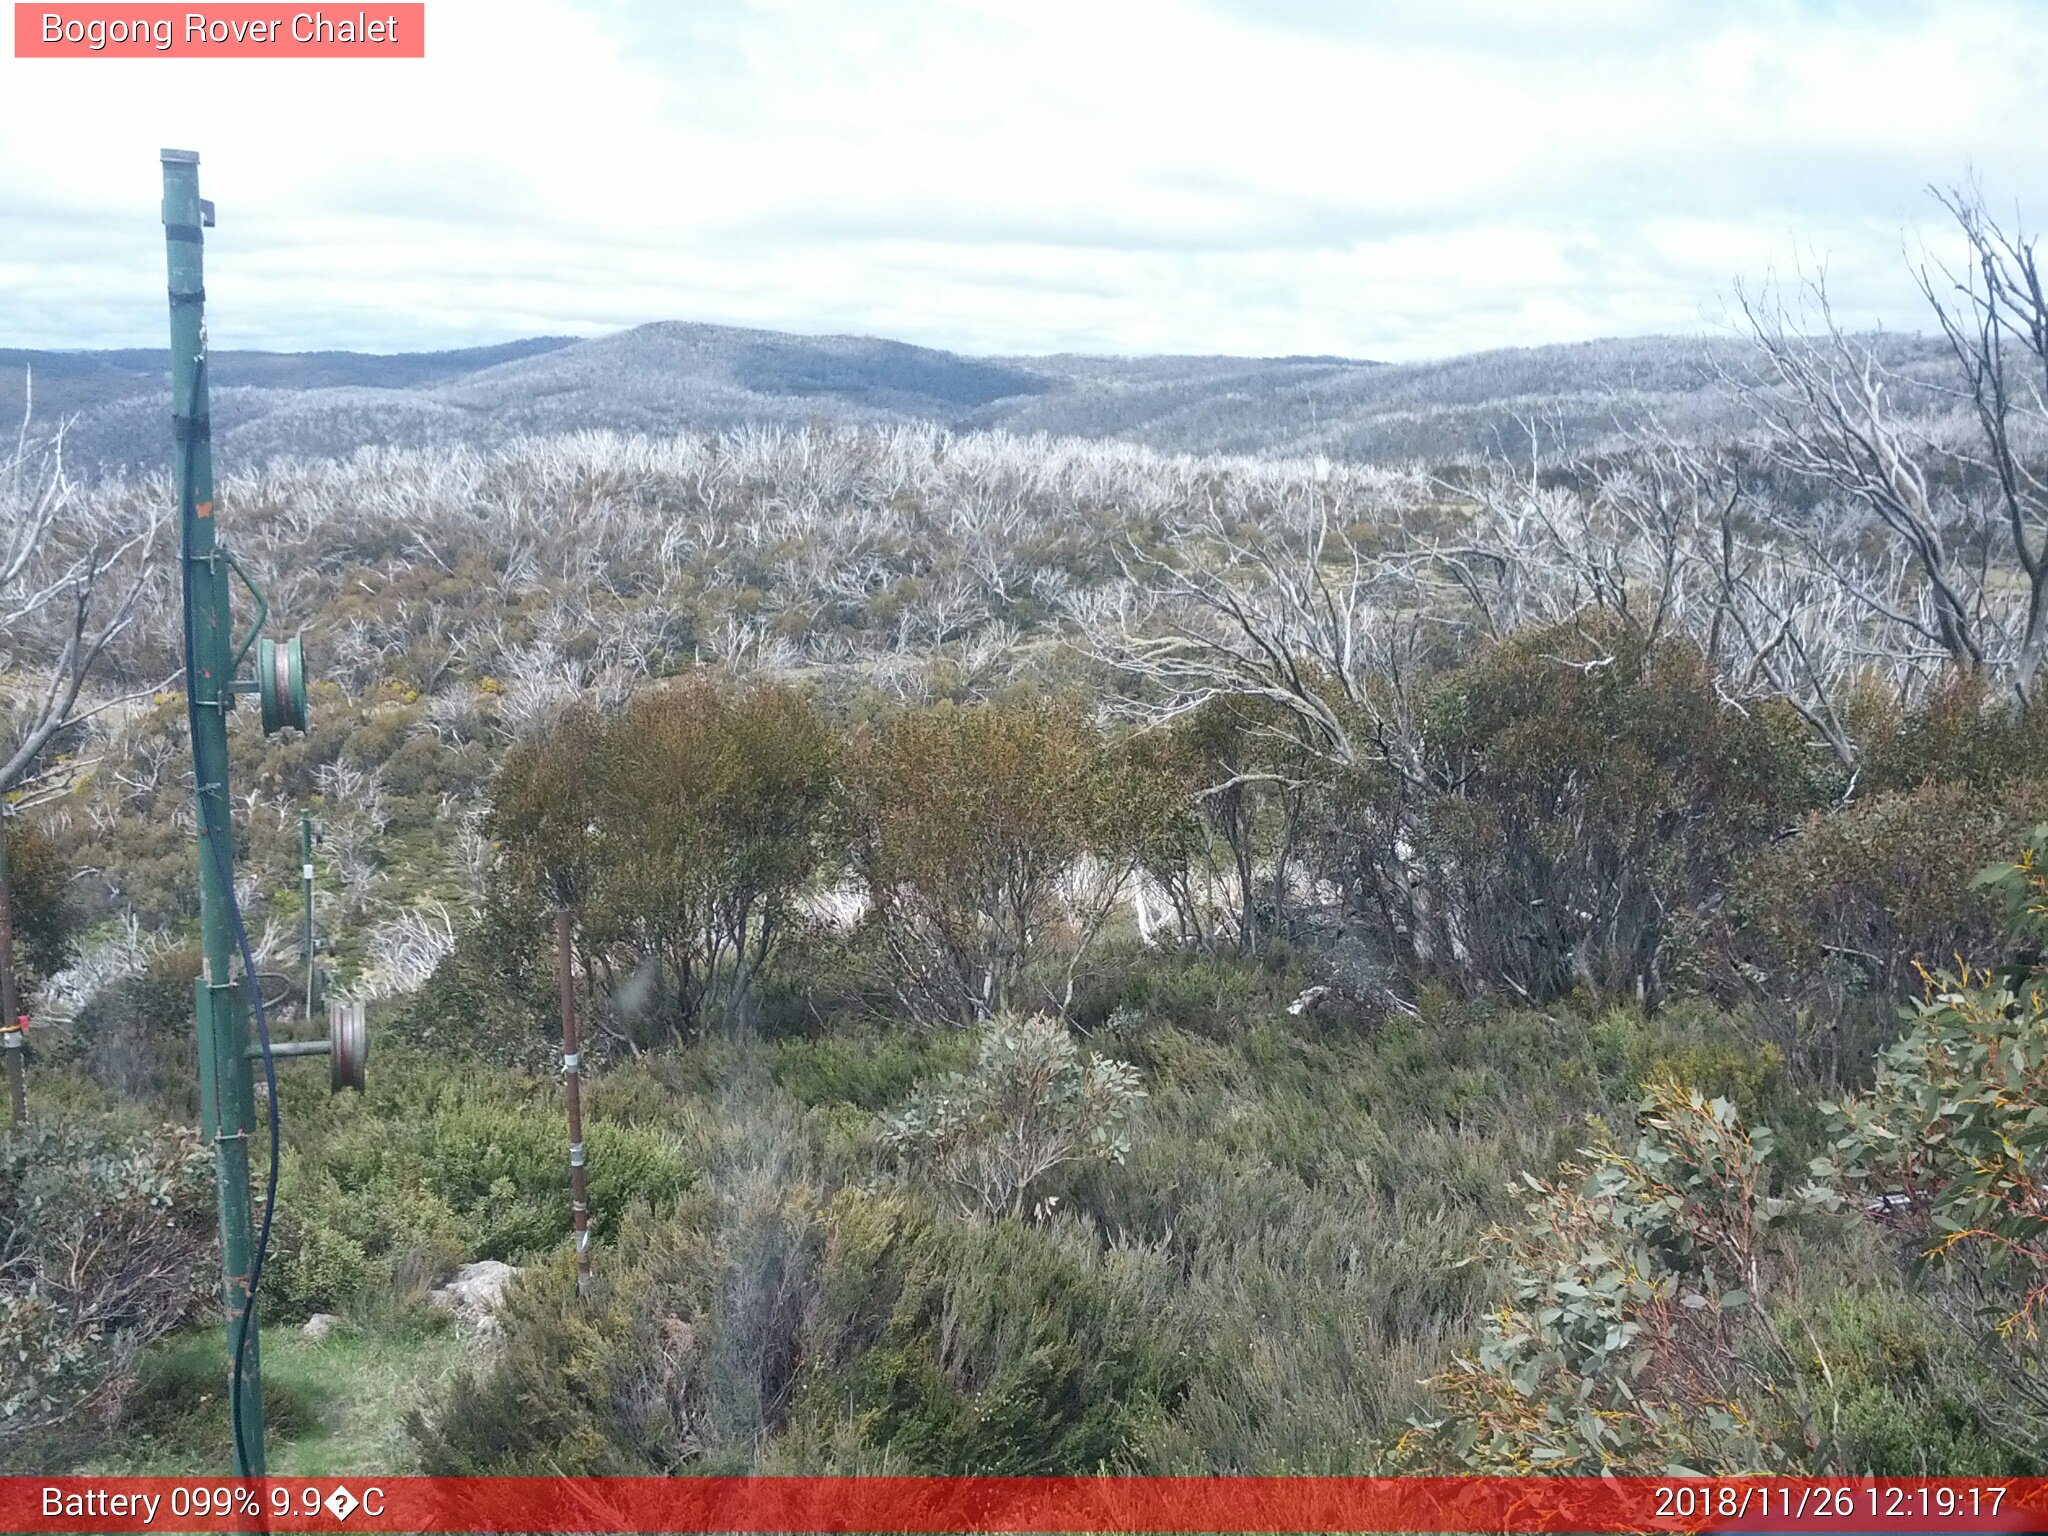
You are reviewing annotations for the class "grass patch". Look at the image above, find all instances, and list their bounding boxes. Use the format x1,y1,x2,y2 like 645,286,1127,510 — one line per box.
85,1319,468,1476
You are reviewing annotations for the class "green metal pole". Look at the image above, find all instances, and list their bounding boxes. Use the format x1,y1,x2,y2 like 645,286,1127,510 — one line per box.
301,813,317,1021
162,147,265,1477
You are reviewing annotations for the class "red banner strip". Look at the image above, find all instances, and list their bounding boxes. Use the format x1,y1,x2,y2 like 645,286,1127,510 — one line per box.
13,5,424,58
4,1476,2045,1534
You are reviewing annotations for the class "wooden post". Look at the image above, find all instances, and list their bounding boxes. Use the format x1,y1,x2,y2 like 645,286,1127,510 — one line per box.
556,905,591,1296
0,808,22,1130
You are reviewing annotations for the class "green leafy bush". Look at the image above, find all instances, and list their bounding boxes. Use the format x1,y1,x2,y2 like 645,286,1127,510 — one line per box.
1785,1278,2033,1474
417,1179,1189,1476
0,1117,214,1467
1583,1002,1799,1134
411,1244,692,1474
1855,676,2048,795
1816,829,2048,1335
491,679,840,1044
1331,618,1819,1001
271,1222,373,1317
414,1131,831,1476
845,698,1165,1019
1404,1082,1833,1474
52,944,203,1111
879,1012,1143,1220
0,817,79,994
388,916,560,1071
797,1189,1189,1473
268,1053,692,1319
1680,781,2048,1081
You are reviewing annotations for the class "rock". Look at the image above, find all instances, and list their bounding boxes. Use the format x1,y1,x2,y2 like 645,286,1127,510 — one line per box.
301,1312,341,1342
1286,984,1331,1017
427,1259,521,1334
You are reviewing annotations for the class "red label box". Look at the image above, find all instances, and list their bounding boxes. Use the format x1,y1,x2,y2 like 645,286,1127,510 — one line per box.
4,1476,2047,1534
13,3,425,57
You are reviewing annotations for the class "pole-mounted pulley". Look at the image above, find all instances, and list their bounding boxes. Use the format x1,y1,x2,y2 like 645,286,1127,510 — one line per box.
258,634,310,734
244,1000,367,1091
328,999,367,1091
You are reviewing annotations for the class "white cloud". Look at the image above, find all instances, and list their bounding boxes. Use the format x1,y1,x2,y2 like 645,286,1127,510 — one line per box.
1,0,2044,358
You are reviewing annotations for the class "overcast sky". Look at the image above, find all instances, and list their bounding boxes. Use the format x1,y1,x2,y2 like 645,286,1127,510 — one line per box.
4,0,2045,360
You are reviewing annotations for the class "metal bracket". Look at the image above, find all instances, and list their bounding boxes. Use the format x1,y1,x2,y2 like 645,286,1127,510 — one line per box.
224,547,269,675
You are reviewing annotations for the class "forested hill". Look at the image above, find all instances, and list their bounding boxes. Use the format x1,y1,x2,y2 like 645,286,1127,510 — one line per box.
2,321,1949,473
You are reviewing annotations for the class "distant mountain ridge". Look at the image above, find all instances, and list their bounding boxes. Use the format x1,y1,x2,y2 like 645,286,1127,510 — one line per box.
0,320,1950,472
0,335,578,424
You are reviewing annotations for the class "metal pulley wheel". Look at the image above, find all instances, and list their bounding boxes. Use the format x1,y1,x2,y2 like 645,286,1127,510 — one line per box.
257,634,309,735
327,999,367,1092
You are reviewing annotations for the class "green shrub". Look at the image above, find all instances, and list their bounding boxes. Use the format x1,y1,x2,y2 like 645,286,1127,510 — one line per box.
491,678,840,1044
388,919,558,1071
1680,781,2048,1082
271,1223,372,1317
414,1159,824,1475
1585,1002,1798,1133
1403,1082,1835,1474
1071,941,1314,1042
268,1052,692,1319
1330,617,1820,1002
412,1096,677,1257
56,944,203,1111
800,1191,1189,1473
0,817,79,994
0,1117,214,1467
1787,1281,2033,1474
844,698,1164,1020
879,1013,1143,1220
411,1246,683,1474
769,1029,975,1111
1815,829,2048,1337
1855,675,2048,794
418,1180,1190,1477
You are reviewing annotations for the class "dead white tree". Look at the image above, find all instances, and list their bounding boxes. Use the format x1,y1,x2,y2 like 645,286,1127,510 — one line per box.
1731,188,2048,706
1447,433,1911,770
1085,484,1429,774
1077,436,1911,977
1918,184,2048,695
1075,481,1451,960
0,379,166,797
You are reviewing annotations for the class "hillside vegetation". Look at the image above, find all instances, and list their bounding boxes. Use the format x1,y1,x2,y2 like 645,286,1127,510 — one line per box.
9,323,1958,473
7,190,2048,1477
